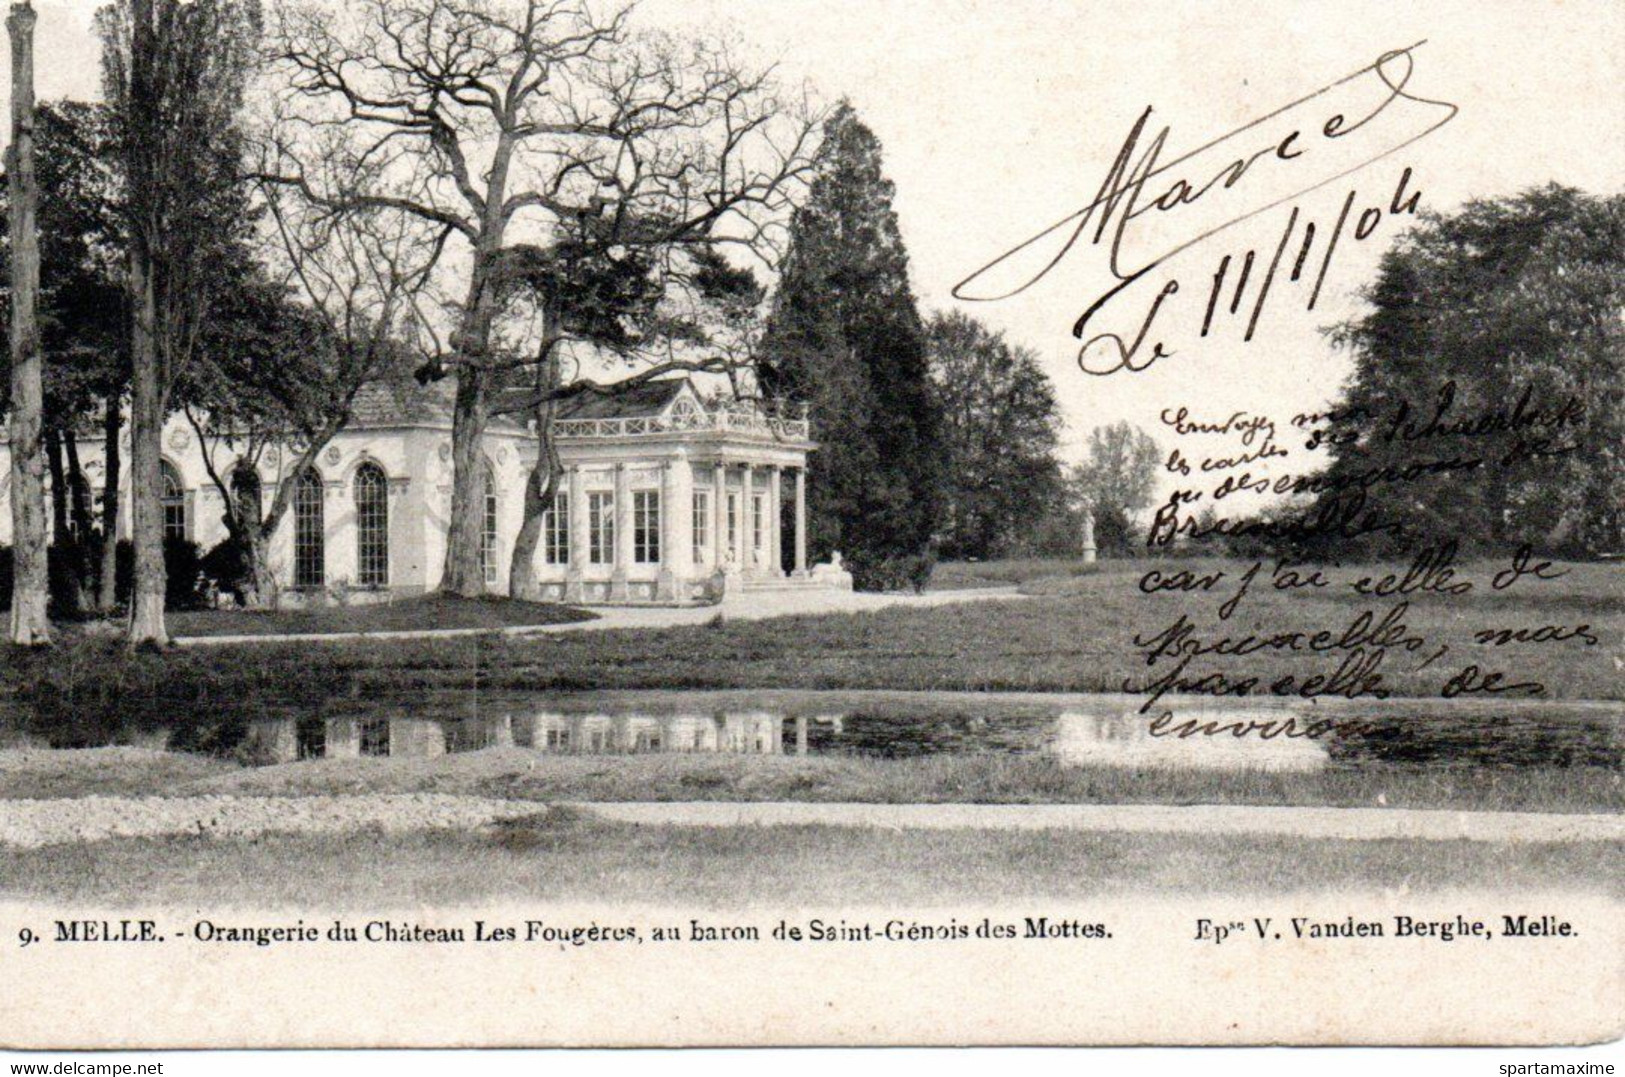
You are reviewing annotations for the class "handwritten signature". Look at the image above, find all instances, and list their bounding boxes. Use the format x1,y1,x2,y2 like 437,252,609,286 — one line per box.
954,43,1459,375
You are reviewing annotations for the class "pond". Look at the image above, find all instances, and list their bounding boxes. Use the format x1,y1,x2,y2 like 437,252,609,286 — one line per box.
243,689,1625,774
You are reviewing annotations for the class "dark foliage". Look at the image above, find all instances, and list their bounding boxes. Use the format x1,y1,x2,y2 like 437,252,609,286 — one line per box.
1307,185,1624,558
757,104,944,591
1,537,207,615
925,312,1066,560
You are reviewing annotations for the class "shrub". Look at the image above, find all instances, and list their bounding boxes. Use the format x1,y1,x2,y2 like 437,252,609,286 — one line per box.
2,541,107,618
199,534,256,604
4,537,217,617
846,549,937,593
111,537,210,611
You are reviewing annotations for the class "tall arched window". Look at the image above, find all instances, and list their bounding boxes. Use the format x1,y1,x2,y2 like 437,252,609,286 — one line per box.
479,460,499,586
159,460,187,542
354,462,389,588
293,468,325,588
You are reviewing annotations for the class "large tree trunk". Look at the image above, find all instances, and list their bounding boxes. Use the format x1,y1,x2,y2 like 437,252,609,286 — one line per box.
442,367,491,596
127,251,168,645
226,519,279,611
440,151,513,598
122,0,167,645
45,427,69,543
6,1,50,646
96,397,122,614
507,351,561,602
245,529,279,610
62,437,96,613
508,457,557,603
440,236,507,597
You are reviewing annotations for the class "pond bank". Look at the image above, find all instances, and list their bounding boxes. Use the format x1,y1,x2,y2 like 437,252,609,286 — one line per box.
3,742,1620,815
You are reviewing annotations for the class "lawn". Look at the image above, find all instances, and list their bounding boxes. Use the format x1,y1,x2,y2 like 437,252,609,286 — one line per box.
166,593,596,638
926,557,1099,591
1,813,1617,907
351,556,1623,700
254,555,1619,699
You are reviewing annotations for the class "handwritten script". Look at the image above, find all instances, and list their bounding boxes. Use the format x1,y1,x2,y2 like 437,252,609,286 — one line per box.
954,43,1459,374
1120,395,1600,741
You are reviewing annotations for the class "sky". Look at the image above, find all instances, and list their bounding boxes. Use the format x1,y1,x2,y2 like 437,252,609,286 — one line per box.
3,0,1621,473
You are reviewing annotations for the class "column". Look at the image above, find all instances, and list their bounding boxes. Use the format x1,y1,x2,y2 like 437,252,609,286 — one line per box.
656,450,692,602
793,466,808,575
563,464,586,601
767,466,783,577
610,462,632,601
739,464,754,572
711,460,727,571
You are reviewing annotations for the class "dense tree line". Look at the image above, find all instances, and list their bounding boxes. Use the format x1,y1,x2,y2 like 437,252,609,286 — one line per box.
924,312,1067,561
1310,185,1623,558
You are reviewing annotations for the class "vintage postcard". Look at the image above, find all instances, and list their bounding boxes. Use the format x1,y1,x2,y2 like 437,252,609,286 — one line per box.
0,0,1621,1051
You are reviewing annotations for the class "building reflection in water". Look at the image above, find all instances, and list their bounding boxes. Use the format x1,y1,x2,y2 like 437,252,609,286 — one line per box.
246,707,1328,772
1050,710,1326,772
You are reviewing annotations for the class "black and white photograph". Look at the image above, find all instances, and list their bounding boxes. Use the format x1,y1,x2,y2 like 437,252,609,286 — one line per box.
0,0,1620,1057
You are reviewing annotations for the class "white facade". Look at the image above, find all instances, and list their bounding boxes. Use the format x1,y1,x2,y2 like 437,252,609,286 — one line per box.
0,378,831,606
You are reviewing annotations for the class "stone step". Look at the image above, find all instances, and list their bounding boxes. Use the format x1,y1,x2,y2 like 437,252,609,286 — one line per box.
739,576,826,591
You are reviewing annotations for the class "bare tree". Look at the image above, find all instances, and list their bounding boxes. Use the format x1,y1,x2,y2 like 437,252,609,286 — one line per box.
264,0,819,595
6,0,49,645
99,0,262,643
181,177,448,607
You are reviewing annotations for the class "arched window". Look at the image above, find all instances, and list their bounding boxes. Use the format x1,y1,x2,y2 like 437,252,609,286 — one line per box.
479,460,499,586
159,460,187,542
354,463,389,587
230,465,262,531
293,468,325,588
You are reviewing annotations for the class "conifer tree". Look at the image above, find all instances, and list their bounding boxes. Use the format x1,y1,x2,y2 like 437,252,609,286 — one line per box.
759,103,942,589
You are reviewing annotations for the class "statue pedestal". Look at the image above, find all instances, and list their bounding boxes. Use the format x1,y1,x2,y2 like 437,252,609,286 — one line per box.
810,552,854,591
656,567,689,602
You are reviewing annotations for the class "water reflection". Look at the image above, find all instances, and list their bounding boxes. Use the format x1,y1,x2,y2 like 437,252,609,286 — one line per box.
247,705,1333,772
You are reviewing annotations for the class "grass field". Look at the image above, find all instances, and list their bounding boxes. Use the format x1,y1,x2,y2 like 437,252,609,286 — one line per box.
233,556,1622,699
927,558,1100,590
2,812,1617,906
165,593,595,637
